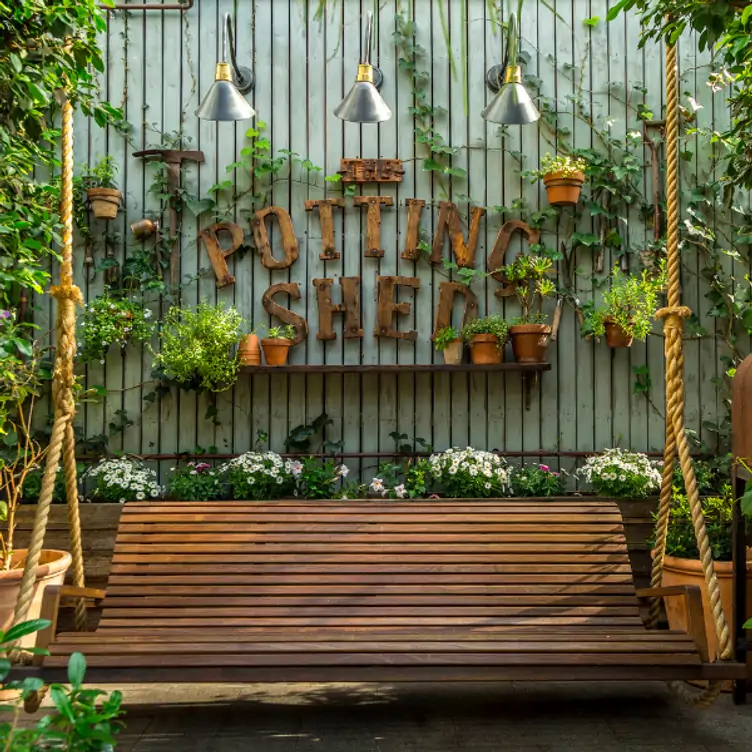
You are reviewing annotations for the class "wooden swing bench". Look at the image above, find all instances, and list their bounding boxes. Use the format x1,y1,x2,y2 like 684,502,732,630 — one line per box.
33,498,745,685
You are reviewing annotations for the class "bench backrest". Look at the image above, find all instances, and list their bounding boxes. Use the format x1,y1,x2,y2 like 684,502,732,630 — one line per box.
102,499,642,632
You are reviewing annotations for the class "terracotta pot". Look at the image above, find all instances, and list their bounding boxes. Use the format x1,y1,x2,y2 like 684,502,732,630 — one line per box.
87,187,121,220
442,339,463,365
0,550,71,647
660,553,752,667
261,338,292,366
543,170,585,207
604,320,633,348
510,324,552,364
469,334,503,365
238,333,261,366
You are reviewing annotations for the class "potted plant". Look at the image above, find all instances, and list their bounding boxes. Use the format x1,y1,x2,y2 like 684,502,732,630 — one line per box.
84,457,162,502
79,290,153,364
261,324,296,366
577,448,662,498
535,153,588,207
154,302,243,392
502,254,557,363
583,264,667,348
657,487,751,665
461,316,509,365
290,457,349,499
238,329,261,366
80,157,121,220
0,321,71,637
434,326,463,365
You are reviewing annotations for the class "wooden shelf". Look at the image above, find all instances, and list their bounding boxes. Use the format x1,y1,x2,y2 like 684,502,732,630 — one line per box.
239,363,551,375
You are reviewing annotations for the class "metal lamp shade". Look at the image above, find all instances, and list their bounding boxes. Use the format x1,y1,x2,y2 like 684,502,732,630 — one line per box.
196,63,256,122
334,65,391,123
481,76,540,125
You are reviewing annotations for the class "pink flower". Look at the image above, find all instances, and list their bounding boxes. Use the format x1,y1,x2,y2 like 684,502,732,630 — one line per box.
194,462,211,473
539,464,550,472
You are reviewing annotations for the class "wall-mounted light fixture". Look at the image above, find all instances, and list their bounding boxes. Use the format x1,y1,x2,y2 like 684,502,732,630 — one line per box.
481,14,540,125
130,218,159,239
334,12,391,123
196,13,255,122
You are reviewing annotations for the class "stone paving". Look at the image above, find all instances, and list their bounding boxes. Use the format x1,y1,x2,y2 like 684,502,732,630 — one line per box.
81,681,752,751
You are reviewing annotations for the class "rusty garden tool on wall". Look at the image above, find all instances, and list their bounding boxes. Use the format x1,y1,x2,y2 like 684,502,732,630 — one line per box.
133,148,204,288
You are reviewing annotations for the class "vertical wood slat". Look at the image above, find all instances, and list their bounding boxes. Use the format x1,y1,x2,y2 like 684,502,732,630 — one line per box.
56,1,721,483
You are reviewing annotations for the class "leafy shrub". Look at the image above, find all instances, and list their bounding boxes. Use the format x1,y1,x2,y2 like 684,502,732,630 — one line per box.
221,451,295,500
166,462,224,501
461,316,509,349
289,457,348,499
533,152,588,178
84,457,162,502
511,463,566,497
266,324,296,340
578,448,662,498
672,459,718,497
428,448,509,498
662,488,733,562
502,255,557,324
368,459,434,499
79,156,118,190
155,302,243,393
79,291,153,364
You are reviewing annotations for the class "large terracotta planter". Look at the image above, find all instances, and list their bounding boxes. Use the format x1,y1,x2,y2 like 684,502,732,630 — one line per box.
442,339,463,365
87,187,121,220
0,550,71,647
510,324,552,363
468,334,503,365
261,338,292,366
660,553,751,664
604,320,633,348
238,333,261,366
543,170,584,207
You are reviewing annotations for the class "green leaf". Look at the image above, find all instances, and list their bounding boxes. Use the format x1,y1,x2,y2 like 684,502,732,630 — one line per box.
50,686,75,721
67,651,86,687
184,196,215,216
3,619,51,645
10,53,22,73
584,16,600,28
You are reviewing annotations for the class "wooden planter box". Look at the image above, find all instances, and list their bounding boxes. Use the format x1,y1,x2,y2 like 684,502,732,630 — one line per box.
15,504,123,593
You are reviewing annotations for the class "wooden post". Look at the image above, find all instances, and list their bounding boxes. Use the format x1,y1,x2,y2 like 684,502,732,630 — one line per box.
401,199,426,260
305,199,345,260
252,206,300,269
261,282,308,345
312,277,364,340
199,221,245,288
431,281,479,340
354,196,394,258
430,202,486,268
374,275,420,340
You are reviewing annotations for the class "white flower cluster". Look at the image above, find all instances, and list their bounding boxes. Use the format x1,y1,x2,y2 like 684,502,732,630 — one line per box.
429,447,510,488
221,451,293,486
85,457,162,502
368,478,406,498
578,448,662,490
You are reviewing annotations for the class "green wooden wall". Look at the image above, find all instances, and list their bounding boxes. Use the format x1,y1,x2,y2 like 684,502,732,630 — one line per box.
46,0,725,481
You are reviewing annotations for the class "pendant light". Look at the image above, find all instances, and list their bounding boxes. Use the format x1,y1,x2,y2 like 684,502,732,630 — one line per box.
197,13,256,122
481,14,540,125
334,11,392,123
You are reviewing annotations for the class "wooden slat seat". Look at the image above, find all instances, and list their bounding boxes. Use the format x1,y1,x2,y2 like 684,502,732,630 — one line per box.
39,500,745,684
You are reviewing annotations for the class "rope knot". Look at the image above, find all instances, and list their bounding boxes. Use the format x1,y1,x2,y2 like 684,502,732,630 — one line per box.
656,305,691,332
50,284,83,305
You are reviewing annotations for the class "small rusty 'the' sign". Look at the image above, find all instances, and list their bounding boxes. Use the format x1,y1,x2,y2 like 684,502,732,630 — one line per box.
339,158,404,184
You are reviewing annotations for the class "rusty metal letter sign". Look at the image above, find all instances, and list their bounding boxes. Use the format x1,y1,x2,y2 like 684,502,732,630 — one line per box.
312,277,364,340
305,199,345,261
431,282,479,341
374,276,421,340
488,220,541,297
199,221,245,288
261,283,308,346
430,202,486,268
251,206,300,269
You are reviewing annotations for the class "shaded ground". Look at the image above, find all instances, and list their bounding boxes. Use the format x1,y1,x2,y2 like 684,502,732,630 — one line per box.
67,681,752,751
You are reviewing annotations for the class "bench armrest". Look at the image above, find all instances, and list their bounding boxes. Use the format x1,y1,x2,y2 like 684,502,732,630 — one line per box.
33,585,106,667
636,584,709,661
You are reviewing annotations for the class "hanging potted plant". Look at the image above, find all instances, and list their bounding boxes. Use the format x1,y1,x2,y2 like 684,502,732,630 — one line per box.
261,325,296,366
461,316,509,365
534,153,588,207
153,301,244,392
238,328,261,366
583,263,667,348
502,254,557,363
434,326,463,365
80,157,121,220
0,319,71,640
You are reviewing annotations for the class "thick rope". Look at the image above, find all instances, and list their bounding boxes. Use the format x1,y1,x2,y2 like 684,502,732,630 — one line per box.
11,95,86,642
649,42,733,707
63,420,86,632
